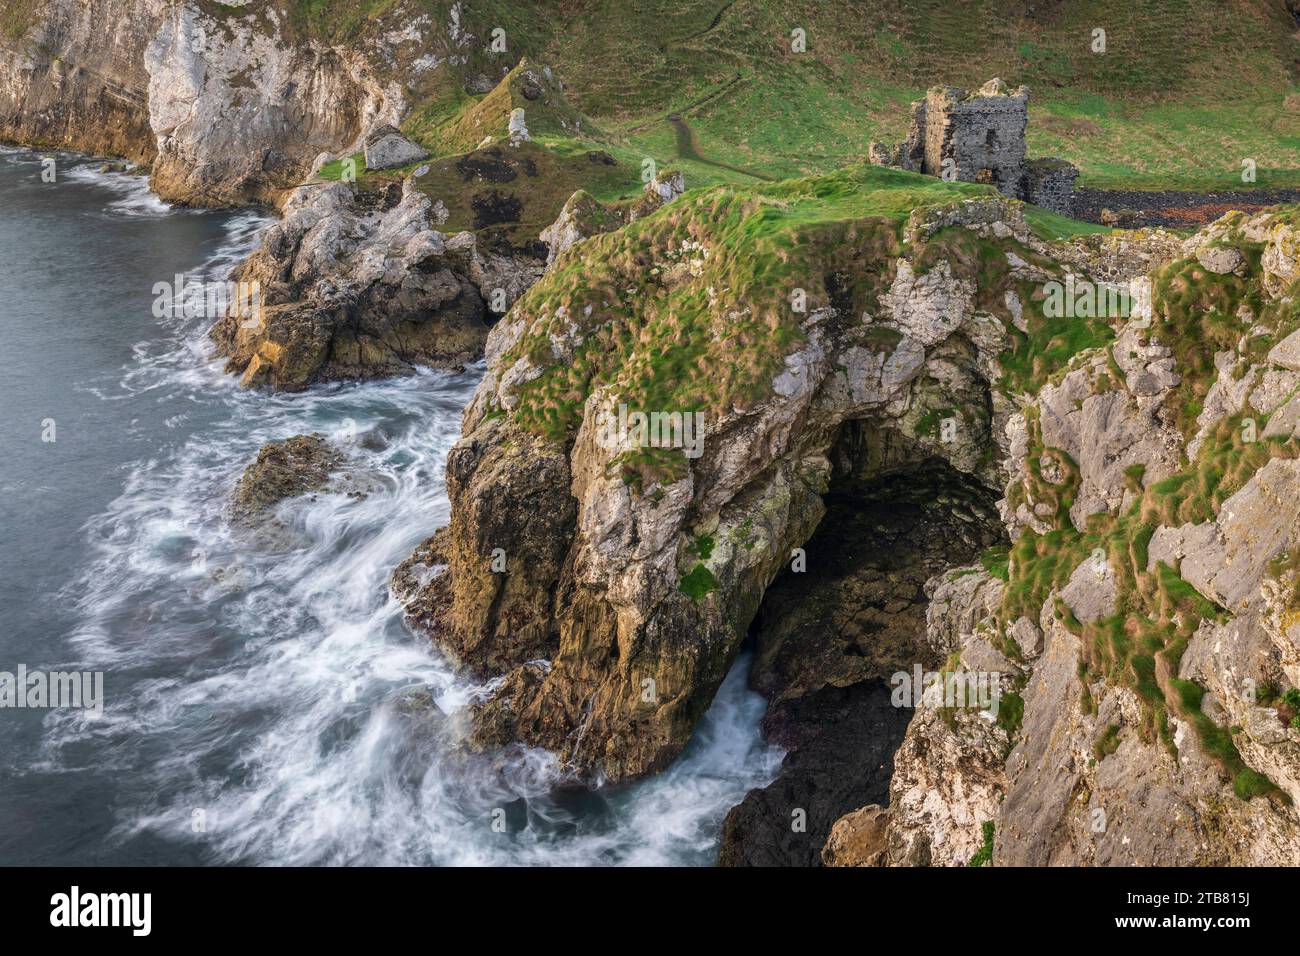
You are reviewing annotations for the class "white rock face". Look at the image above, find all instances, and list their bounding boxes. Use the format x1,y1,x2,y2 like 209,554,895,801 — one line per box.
647,170,685,204
880,259,972,346
142,2,404,204
875,210,1300,867
1059,550,1117,624
1150,459,1300,613
1268,328,1300,372
413,197,1027,782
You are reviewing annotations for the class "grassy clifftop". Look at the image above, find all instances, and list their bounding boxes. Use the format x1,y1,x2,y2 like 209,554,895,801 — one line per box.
487,163,1103,449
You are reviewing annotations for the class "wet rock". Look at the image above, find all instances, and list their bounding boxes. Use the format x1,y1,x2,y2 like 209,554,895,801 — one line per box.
717,465,1004,867
717,681,911,867
397,193,1032,784
231,434,342,516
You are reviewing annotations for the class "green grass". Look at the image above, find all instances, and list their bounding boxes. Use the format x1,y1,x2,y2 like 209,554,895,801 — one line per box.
968,821,995,867
531,0,1300,192
488,162,1114,478
1093,723,1121,760
993,236,1300,798
679,563,719,601
980,545,1011,582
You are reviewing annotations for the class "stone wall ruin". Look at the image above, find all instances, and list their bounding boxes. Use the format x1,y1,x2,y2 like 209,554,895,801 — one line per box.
871,78,1078,216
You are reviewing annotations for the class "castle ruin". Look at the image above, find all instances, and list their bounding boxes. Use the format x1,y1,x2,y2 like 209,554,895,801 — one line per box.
870,78,1078,216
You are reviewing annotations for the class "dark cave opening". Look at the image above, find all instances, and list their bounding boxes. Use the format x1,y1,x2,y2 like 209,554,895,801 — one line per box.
718,420,1007,866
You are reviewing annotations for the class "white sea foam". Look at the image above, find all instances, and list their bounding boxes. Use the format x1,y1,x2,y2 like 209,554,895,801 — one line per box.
62,162,182,218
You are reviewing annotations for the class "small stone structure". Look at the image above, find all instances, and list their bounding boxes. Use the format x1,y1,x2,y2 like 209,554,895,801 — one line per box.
871,78,1078,216
363,124,430,171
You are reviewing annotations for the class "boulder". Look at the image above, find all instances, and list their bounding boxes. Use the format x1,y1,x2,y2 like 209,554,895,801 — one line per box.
363,125,430,171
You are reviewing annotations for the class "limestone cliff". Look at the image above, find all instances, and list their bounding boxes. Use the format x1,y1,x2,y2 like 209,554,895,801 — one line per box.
394,162,1300,863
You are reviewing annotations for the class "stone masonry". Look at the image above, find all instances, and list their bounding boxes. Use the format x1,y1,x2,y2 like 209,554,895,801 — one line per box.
871,78,1078,216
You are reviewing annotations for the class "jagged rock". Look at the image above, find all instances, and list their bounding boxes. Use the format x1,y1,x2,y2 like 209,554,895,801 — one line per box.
539,176,684,269
363,124,430,171
1189,350,1255,458
714,465,1003,866
646,169,685,205
1007,616,1042,659
886,705,1009,865
210,180,502,389
854,208,1300,867
1024,333,1182,532
395,186,1026,783
717,682,911,867
1262,221,1300,297
1196,244,1246,276
1059,551,1117,624
749,469,1003,706
1149,459,1300,613
144,3,400,207
1267,328,1300,372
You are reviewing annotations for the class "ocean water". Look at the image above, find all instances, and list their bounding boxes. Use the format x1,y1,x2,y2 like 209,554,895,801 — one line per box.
0,148,782,866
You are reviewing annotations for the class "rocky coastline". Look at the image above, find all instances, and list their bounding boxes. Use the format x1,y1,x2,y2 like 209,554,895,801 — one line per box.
8,0,1300,868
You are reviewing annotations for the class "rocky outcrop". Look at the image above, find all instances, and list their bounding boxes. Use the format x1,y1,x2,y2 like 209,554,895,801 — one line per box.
391,170,1080,785
364,124,429,171
391,167,1300,863
210,178,505,389
538,171,684,269
231,433,342,515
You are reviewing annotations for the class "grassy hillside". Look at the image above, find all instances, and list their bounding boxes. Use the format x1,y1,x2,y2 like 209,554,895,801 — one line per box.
320,0,1300,192
542,0,1300,191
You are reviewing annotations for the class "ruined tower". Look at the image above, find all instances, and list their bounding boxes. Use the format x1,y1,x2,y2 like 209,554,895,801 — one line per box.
871,78,1078,216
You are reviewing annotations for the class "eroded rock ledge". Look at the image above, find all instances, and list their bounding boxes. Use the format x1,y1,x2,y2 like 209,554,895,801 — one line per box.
210,179,499,389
